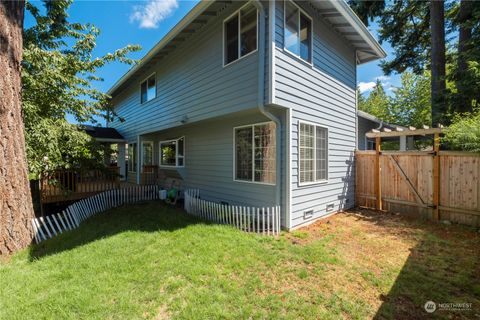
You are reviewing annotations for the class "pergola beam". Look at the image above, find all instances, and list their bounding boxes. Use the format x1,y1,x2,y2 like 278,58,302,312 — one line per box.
366,127,444,138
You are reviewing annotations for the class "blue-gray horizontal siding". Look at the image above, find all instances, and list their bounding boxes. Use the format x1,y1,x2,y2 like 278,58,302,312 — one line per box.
357,116,378,150
110,1,262,142
274,0,356,89
141,112,278,211
274,0,357,228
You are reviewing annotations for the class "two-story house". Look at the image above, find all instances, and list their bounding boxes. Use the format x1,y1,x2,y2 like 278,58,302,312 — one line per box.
108,0,385,230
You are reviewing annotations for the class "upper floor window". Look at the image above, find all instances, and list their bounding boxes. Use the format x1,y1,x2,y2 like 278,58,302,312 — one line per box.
234,122,276,184
299,122,328,184
284,0,312,63
140,74,156,103
160,137,185,167
224,3,258,66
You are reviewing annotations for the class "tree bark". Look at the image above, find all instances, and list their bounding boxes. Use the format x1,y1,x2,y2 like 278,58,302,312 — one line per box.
429,0,447,126
455,0,473,113
0,0,35,254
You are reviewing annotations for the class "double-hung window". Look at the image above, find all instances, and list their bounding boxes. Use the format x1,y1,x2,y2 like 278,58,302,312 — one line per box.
160,137,184,167
128,143,137,172
141,141,153,168
299,122,328,184
140,74,156,103
284,0,312,63
234,122,276,184
224,3,258,65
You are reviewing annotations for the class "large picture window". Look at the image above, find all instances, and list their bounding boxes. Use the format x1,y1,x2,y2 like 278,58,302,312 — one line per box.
299,122,328,184
235,122,276,184
160,137,184,167
224,3,258,65
140,74,156,103
128,143,137,172
284,0,312,62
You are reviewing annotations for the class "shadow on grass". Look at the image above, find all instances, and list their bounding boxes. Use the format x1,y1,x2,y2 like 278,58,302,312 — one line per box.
350,210,480,319
29,201,203,261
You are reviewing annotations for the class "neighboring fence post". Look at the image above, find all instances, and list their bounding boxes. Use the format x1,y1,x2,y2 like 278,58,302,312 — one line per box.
375,137,382,210
433,133,440,220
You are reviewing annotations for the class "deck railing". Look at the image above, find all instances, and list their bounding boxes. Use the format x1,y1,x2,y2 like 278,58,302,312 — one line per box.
184,189,281,236
40,167,120,204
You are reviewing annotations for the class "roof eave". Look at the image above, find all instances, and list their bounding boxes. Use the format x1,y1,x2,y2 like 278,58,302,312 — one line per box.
328,0,386,62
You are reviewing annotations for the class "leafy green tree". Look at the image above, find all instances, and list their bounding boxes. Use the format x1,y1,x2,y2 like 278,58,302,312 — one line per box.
23,0,141,178
358,72,431,128
389,72,431,128
443,110,480,151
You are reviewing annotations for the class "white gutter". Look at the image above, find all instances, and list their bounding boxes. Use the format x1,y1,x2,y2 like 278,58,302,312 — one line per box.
252,0,282,213
107,1,213,96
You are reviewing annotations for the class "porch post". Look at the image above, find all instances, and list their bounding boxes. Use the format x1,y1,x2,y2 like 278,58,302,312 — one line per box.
399,136,407,151
118,142,126,181
136,135,141,184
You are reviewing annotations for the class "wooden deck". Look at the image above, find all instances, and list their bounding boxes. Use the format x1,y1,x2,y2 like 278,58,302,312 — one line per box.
41,168,123,204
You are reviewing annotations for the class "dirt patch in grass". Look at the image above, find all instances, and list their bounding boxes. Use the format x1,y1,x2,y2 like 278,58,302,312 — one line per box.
282,208,480,319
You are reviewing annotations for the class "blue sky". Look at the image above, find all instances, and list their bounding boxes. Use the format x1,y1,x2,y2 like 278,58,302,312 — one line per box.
25,0,399,124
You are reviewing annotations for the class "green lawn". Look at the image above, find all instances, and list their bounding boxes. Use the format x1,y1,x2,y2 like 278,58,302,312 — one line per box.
1,202,479,319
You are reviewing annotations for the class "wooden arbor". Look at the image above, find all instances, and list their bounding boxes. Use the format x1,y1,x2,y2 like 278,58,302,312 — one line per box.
364,126,444,220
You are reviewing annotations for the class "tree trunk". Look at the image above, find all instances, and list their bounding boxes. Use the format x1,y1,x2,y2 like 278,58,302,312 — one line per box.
455,0,473,113
429,0,447,126
0,0,35,254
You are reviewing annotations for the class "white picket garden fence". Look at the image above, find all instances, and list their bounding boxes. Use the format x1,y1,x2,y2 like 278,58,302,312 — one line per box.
32,186,281,244
184,189,281,236
32,185,160,243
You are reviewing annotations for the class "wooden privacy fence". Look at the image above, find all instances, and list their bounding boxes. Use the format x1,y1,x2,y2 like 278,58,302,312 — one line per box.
356,150,480,227
32,185,159,244
184,189,281,235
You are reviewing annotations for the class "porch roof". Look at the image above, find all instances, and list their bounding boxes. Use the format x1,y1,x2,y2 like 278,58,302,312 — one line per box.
81,125,125,143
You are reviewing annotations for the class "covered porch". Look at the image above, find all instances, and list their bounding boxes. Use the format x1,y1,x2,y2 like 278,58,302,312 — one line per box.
121,109,287,227
40,126,128,206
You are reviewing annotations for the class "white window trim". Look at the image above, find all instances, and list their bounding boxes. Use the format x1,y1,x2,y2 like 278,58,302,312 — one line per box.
232,121,276,186
159,136,185,168
140,72,157,104
223,1,259,68
297,120,329,187
283,0,314,65
141,141,154,170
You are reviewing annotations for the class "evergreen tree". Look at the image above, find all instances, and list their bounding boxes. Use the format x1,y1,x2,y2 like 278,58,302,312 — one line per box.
348,0,480,125
0,0,35,254
358,80,390,122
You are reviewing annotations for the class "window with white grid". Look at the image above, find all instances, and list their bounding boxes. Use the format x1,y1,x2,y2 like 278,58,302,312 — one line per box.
234,122,276,184
299,122,328,184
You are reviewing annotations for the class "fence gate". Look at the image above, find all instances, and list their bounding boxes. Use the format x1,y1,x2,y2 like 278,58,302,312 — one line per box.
356,150,480,227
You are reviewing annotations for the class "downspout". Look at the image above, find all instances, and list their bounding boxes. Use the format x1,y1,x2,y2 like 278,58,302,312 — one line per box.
252,0,282,211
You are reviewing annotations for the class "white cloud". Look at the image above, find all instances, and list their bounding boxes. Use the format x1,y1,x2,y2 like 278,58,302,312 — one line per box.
375,75,390,82
358,75,392,93
358,81,376,93
130,0,179,29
